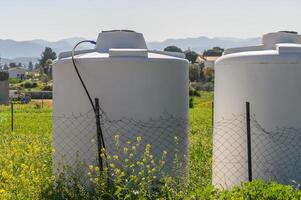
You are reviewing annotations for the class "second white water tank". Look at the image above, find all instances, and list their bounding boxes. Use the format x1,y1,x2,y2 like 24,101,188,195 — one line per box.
213,31,301,188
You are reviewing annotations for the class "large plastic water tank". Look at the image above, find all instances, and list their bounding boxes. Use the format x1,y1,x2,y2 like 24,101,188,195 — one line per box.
213,31,301,188
53,30,189,178
0,71,9,104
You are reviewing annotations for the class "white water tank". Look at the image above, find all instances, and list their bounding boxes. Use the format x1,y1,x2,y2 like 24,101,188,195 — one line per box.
213,31,301,188
53,30,189,178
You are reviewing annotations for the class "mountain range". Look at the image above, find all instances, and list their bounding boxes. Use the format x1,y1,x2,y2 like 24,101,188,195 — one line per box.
147,36,261,52
0,36,261,66
0,37,87,65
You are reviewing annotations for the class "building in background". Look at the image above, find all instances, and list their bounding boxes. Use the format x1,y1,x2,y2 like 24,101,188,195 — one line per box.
203,56,220,69
196,55,220,69
8,67,27,80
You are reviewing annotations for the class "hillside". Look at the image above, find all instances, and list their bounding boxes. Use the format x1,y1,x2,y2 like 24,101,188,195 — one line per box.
0,37,86,60
0,36,261,65
147,36,261,52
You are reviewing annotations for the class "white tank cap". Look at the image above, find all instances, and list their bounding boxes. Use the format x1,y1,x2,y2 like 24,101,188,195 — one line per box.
95,30,148,53
262,31,301,49
224,31,301,55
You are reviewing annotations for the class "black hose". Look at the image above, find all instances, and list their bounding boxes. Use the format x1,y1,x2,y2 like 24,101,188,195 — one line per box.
71,40,107,169
71,40,97,111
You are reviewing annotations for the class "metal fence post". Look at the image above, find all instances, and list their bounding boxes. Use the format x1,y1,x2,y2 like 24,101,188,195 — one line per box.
212,101,214,128
246,102,252,181
95,98,104,170
42,92,44,108
11,102,14,132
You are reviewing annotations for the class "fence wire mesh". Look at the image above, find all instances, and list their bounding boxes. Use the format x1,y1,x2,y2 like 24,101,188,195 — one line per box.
213,114,301,189
2,101,301,188
52,106,189,183
213,115,248,188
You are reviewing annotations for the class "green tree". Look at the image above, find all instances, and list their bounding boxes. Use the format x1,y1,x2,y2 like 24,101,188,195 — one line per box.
189,63,201,82
185,50,198,63
199,63,205,81
45,59,53,79
203,47,224,56
34,63,40,70
28,61,34,71
203,67,214,82
164,46,183,53
3,64,8,70
9,62,17,68
40,73,50,83
38,47,57,74
0,71,8,81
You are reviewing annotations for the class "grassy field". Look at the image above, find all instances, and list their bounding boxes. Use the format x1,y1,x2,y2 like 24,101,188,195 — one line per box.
0,93,300,199
189,92,213,191
0,102,52,199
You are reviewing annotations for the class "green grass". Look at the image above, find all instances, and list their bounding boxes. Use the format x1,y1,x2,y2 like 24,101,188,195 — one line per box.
0,102,52,199
189,92,213,191
0,94,299,199
0,102,52,134
10,80,50,92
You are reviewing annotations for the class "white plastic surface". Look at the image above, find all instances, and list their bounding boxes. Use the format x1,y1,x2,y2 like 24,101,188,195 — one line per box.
95,30,147,53
52,31,189,180
0,80,8,104
213,32,301,188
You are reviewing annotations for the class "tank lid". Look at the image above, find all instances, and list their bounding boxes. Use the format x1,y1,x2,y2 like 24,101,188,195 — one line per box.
224,31,301,55
279,31,298,34
262,31,301,49
102,29,135,33
95,30,147,53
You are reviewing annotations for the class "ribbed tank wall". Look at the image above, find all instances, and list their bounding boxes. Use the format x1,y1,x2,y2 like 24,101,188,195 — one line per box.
213,32,301,189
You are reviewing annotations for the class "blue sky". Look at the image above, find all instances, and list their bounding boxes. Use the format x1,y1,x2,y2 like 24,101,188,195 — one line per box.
0,0,300,41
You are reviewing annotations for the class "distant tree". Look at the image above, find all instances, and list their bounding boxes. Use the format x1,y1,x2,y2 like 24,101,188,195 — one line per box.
3,64,8,70
203,67,214,82
9,62,17,68
40,73,50,83
34,63,40,70
164,46,183,53
185,50,198,63
203,47,224,56
28,61,33,71
199,63,205,81
45,59,53,79
17,62,22,67
0,71,8,81
39,47,57,73
213,47,224,52
189,63,201,82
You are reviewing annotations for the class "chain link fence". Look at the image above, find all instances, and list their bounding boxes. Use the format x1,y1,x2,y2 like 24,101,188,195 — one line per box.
213,102,301,189
2,100,301,188
52,98,189,184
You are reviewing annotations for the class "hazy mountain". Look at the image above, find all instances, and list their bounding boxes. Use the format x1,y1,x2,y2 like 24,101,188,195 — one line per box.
147,36,261,52
1,57,39,66
0,36,261,66
0,37,87,60
31,37,88,52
